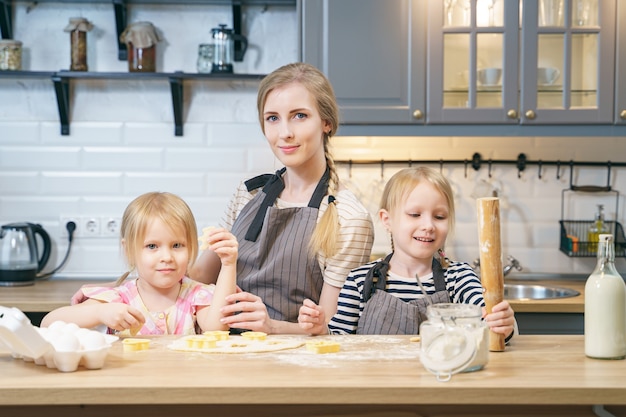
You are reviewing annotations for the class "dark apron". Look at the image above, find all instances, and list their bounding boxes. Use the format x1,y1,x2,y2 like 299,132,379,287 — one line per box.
356,253,451,335
230,167,329,322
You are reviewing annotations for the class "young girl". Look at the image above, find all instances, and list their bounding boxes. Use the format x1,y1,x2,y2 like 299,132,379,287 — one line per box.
190,62,374,334
298,167,516,339
42,192,238,335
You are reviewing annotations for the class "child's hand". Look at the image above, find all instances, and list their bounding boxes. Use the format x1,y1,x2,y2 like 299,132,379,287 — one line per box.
100,303,145,333
298,298,328,335
482,300,515,336
199,227,238,267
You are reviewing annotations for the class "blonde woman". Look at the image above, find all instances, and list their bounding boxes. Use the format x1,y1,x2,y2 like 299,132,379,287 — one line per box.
46,192,238,335
191,63,374,334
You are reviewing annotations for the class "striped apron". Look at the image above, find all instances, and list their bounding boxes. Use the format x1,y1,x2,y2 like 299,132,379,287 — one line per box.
356,254,451,335
230,167,329,322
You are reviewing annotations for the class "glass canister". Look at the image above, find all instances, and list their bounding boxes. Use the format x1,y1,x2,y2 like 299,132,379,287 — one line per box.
197,43,214,74
419,303,489,382
0,39,22,71
64,17,93,71
120,22,160,72
210,24,247,74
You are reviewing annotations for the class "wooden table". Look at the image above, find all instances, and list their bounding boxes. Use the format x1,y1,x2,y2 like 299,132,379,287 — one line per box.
1,335,625,417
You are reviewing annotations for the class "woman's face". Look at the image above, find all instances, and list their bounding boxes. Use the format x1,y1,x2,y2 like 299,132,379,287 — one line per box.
262,82,330,171
379,181,450,264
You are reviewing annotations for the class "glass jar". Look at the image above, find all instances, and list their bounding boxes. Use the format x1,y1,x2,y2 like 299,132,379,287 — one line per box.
64,17,93,72
0,39,22,71
197,43,214,74
419,303,488,382
120,22,160,72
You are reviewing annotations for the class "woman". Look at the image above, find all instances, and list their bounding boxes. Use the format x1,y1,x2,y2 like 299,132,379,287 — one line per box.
190,62,374,334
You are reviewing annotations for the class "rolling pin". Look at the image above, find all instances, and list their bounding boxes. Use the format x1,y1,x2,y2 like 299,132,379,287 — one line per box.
476,197,505,352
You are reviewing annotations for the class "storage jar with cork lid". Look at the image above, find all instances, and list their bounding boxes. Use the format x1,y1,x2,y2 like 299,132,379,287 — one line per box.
0,39,23,71
64,17,93,71
120,22,160,72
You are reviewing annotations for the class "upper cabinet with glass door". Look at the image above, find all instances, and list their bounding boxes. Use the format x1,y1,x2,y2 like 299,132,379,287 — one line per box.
428,0,616,125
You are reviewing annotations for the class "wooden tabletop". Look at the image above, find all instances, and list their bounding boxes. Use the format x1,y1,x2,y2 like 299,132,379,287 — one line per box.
1,335,625,406
0,278,586,314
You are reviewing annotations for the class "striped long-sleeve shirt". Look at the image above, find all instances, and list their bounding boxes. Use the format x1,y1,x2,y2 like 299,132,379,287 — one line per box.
328,259,485,335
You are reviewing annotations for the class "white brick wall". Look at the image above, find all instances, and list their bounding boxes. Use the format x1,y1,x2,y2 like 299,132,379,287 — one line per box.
1,2,625,280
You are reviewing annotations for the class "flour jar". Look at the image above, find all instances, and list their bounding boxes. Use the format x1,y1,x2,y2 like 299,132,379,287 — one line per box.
419,303,488,381
0,39,22,71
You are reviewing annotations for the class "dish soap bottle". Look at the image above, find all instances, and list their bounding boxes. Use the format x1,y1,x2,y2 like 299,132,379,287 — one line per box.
584,234,626,360
587,204,608,254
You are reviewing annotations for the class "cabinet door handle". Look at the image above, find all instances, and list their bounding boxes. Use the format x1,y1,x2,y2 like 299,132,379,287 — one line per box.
525,110,536,120
412,109,424,119
620,110,626,120
507,109,518,119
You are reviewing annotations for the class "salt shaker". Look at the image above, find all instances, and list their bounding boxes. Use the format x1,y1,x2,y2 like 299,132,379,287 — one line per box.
64,17,93,71
120,22,160,72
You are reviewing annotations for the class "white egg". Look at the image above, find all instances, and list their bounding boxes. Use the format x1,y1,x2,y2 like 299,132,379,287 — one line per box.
47,321,67,332
79,331,107,351
51,332,80,352
62,322,80,335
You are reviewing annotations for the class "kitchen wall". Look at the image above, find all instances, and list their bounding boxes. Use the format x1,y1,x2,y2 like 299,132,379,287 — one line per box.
1,2,625,280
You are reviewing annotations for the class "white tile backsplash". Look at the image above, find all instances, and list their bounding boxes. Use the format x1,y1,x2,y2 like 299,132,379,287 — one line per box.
2,2,626,280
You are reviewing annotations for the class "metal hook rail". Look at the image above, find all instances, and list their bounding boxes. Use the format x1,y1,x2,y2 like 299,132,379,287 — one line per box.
336,153,626,179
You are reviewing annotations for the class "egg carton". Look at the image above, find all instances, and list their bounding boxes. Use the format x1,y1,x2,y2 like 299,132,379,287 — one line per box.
0,305,117,372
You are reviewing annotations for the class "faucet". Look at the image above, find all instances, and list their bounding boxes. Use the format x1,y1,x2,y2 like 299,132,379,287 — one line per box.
472,255,523,277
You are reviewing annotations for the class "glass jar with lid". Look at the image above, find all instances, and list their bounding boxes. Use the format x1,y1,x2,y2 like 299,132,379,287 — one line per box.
63,17,93,71
419,303,489,382
120,22,160,72
0,39,22,71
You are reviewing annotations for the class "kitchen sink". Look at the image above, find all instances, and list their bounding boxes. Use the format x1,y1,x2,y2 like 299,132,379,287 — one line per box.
503,284,580,300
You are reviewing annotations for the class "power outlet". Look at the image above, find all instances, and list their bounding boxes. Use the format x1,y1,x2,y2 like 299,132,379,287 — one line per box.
82,217,101,237
60,216,81,238
102,216,122,237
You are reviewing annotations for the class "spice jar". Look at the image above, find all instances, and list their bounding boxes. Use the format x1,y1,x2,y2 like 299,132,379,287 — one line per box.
419,303,488,382
120,22,160,72
197,43,214,74
64,17,93,71
0,39,22,71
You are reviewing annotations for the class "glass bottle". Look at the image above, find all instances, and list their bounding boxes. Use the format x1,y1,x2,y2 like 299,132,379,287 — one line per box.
64,17,93,71
120,22,160,73
419,303,488,382
584,234,626,360
587,204,608,254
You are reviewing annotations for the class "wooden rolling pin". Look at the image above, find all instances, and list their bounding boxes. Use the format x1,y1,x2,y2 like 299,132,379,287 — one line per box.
476,197,505,352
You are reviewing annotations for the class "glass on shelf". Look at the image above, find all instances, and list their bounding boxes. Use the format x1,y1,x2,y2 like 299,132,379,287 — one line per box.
443,0,471,27
539,0,564,27
572,0,598,27
477,0,503,27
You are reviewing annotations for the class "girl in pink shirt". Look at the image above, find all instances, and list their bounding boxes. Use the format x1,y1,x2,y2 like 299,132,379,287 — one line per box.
42,192,238,335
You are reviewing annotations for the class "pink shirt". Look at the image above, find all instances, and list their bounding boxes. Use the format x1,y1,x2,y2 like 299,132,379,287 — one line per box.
81,277,214,335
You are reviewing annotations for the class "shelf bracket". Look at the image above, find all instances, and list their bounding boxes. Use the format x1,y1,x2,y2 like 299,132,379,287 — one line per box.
0,0,12,39
51,75,71,136
113,0,128,61
232,1,245,62
169,75,184,136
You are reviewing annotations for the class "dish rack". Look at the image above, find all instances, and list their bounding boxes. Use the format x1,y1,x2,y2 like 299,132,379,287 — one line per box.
559,183,626,258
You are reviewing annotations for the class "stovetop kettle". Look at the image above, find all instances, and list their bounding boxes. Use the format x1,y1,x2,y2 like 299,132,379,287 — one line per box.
0,222,51,286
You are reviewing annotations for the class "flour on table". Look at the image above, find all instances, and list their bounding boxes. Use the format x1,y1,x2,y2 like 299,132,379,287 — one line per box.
168,335,305,354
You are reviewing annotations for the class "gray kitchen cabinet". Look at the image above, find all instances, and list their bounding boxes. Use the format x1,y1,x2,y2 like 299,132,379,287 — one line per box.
300,0,427,124
616,0,626,125
301,0,620,129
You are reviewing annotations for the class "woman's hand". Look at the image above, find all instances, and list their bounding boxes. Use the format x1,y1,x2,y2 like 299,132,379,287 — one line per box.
482,300,515,336
219,292,275,333
298,298,328,335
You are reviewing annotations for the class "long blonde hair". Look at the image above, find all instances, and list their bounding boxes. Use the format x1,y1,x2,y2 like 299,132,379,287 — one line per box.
116,192,198,285
380,167,456,267
257,62,341,258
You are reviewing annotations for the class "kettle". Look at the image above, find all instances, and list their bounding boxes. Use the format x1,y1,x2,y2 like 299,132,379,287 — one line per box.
211,24,248,73
0,222,51,286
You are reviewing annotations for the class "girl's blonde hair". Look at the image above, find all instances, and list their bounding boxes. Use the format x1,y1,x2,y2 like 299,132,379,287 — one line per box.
116,192,198,285
257,62,341,258
380,167,455,266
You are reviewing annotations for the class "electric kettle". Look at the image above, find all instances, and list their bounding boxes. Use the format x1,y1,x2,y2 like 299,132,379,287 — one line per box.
210,24,248,73
0,222,51,286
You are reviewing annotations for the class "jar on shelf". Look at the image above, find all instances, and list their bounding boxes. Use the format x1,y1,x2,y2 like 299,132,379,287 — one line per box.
197,43,214,74
120,22,160,72
419,303,489,382
64,17,93,71
0,39,23,71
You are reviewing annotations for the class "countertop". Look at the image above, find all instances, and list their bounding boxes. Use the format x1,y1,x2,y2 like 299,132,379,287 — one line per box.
0,277,586,314
1,335,625,416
